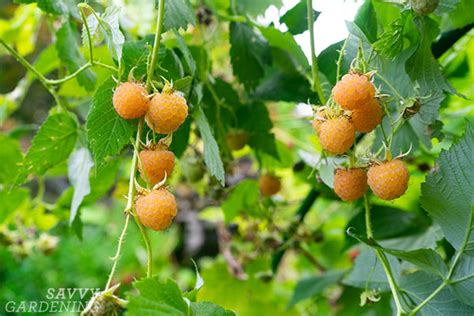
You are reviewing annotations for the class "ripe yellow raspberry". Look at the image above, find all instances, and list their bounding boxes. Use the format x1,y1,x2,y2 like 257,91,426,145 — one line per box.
332,74,375,110
318,117,355,155
351,99,384,133
135,188,177,231
312,108,327,135
226,130,249,151
145,92,188,134
334,168,368,201
138,147,175,185
367,160,410,200
112,82,149,119
259,174,281,197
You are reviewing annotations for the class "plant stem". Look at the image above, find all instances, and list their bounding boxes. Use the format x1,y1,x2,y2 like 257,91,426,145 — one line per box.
47,62,92,84
336,36,349,82
306,0,327,104
376,72,403,100
364,194,406,315
0,38,65,111
105,214,131,289
146,0,165,90
79,5,94,62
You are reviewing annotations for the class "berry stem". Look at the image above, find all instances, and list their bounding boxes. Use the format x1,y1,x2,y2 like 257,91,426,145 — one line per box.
105,213,131,289
307,0,327,104
146,0,166,90
336,36,350,83
364,195,406,315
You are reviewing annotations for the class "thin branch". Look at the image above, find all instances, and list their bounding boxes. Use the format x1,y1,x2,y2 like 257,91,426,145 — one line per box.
146,0,165,90
307,0,327,104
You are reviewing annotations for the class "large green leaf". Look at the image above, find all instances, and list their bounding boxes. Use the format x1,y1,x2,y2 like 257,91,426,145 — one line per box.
0,134,23,185
56,21,96,91
164,0,196,31
229,23,271,90
190,302,235,316
353,0,378,43
18,112,78,182
280,1,319,35
401,271,474,315
259,26,309,71
67,148,94,225
343,248,400,291
348,230,448,277
288,271,345,307
449,255,474,306
406,17,460,96
126,278,188,315
420,124,474,255
194,107,225,186
15,0,68,15
237,103,278,158
236,0,282,16
86,78,135,169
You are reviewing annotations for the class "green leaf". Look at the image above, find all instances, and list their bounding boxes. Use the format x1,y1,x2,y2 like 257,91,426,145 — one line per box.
236,0,282,16
67,148,94,225
194,107,225,186
0,188,29,224
190,302,235,316
229,23,271,90
173,76,193,97
18,112,78,182
0,134,23,185
440,0,474,30
289,270,345,307
280,1,319,35
406,17,461,96
85,5,125,62
164,0,196,31
222,179,260,222
353,0,378,43
172,30,196,75
237,103,278,158
343,248,400,291
56,21,96,91
258,26,309,71
348,230,448,277
127,277,188,316
401,271,474,315
17,0,69,15
346,205,428,241
86,78,135,169
420,124,474,255
449,255,474,306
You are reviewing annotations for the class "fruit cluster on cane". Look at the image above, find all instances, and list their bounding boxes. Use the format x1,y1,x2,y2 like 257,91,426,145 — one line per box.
113,81,188,231
313,72,409,201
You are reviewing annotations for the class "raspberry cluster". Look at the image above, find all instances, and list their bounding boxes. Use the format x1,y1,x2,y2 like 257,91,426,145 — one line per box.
112,81,189,232
312,72,409,201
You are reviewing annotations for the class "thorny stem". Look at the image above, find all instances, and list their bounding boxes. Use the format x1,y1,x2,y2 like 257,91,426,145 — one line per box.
307,0,327,104
336,36,350,82
364,195,406,315
146,0,165,90
105,214,131,289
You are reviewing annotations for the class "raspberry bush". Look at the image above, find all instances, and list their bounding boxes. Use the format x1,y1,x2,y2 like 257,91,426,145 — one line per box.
0,0,473,315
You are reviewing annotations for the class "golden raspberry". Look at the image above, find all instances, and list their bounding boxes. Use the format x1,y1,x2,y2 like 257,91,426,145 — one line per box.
138,147,175,185
319,117,355,155
312,108,327,135
334,168,368,201
226,130,249,151
145,92,188,134
259,174,281,197
135,188,177,231
351,98,384,133
112,82,149,119
332,74,375,110
367,160,410,200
